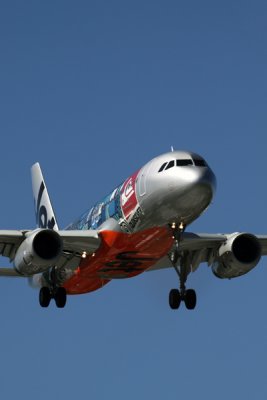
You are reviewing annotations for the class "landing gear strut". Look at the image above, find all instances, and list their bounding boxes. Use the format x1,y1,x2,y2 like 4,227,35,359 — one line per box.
39,267,67,308
168,222,197,311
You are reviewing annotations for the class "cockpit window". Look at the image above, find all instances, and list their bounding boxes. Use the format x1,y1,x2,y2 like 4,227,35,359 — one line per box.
158,162,168,172
176,159,193,166
165,160,175,170
158,157,207,172
158,159,194,172
193,159,207,167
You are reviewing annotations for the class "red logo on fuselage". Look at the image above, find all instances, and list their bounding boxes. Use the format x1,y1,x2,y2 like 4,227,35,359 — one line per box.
121,170,139,221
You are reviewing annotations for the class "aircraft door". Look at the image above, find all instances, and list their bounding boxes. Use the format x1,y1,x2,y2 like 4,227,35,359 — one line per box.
138,162,152,197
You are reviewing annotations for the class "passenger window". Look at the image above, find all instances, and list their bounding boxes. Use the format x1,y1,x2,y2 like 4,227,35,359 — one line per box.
165,160,175,170
176,159,193,166
158,162,168,172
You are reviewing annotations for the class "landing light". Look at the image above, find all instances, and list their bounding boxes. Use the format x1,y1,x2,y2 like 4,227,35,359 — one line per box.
82,251,87,259
179,222,185,230
171,222,185,230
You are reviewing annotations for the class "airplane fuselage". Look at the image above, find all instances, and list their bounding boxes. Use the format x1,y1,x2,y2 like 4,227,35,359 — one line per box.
57,151,216,294
67,151,216,234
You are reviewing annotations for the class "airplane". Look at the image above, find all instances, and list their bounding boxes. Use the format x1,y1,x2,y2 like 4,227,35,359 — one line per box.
0,150,266,310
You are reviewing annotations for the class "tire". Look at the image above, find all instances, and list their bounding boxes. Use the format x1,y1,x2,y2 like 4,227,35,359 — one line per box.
169,289,181,310
54,287,67,308
39,287,51,308
184,289,197,310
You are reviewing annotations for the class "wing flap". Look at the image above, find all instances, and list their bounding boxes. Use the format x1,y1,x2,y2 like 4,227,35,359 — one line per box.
2,244,15,258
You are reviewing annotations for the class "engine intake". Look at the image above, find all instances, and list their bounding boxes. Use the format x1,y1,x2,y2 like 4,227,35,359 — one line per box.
212,233,261,279
14,229,63,276
33,230,62,260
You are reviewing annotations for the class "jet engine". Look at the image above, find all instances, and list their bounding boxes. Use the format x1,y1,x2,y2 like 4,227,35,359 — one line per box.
212,233,262,279
14,229,63,275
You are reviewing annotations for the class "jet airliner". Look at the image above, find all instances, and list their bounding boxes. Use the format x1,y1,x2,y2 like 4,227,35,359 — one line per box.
0,150,266,310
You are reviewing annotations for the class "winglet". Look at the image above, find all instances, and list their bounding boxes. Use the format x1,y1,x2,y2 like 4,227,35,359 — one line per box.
31,163,59,230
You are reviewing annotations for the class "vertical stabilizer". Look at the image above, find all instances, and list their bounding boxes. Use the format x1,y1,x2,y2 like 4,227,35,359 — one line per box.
31,163,59,230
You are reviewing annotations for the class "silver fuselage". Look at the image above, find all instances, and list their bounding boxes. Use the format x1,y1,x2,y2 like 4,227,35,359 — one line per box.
67,151,216,233
135,150,216,230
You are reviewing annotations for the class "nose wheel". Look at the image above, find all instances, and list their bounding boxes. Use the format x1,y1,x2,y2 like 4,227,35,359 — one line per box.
168,222,197,311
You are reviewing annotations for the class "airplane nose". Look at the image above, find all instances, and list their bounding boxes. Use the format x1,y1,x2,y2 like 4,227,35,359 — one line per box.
195,167,216,194
178,165,216,192
176,166,216,210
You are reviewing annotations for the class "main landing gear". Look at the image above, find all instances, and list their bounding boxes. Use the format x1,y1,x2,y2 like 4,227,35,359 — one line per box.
39,286,67,308
168,222,197,311
39,267,67,308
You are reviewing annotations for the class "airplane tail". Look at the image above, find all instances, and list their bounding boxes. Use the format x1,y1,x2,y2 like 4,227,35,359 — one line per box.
31,163,59,230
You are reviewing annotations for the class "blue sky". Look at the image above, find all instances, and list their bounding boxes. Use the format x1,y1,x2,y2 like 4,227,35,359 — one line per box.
0,1,267,398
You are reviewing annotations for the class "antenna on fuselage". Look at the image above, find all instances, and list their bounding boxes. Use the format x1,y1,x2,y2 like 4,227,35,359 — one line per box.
171,146,174,152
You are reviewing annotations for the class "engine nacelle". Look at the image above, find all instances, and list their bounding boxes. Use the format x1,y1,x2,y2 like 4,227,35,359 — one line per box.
212,233,261,279
14,229,63,276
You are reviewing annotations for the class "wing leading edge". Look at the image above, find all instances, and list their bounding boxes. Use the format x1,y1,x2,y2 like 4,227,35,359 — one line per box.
0,229,267,277
147,232,267,272
0,229,101,276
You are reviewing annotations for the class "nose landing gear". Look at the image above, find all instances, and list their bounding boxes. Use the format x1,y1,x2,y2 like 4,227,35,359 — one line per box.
168,222,197,311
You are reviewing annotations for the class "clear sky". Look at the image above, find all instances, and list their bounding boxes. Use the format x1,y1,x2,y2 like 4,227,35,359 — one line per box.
0,1,267,399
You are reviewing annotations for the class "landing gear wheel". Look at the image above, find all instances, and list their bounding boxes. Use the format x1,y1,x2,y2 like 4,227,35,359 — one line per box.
39,287,51,308
54,287,67,308
184,289,197,310
169,289,181,310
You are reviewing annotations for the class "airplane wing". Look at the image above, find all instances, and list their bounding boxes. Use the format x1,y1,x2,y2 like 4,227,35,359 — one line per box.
147,232,267,272
0,229,101,276
0,231,25,259
1,228,267,278
255,235,267,253
58,230,100,253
